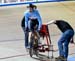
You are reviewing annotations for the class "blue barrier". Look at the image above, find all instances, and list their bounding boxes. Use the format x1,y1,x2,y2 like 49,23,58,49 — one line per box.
0,0,64,7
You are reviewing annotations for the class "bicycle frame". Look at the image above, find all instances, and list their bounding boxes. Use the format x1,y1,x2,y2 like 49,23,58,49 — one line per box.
29,28,40,57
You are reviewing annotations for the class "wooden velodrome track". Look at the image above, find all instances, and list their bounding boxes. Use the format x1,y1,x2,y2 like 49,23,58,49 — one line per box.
0,1,75,61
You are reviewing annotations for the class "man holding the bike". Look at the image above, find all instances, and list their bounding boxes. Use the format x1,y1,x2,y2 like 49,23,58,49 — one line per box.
48,20,74,61
23,4,42,49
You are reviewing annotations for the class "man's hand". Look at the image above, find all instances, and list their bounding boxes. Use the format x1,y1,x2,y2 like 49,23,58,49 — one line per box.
70,37,75,44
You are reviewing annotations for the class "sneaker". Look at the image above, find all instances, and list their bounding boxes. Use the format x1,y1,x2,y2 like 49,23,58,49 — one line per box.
25,46,30,49
25,46,30,52
55,56,67,61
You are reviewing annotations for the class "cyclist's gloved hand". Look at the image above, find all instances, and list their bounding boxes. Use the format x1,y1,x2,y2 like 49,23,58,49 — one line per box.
38,28,40,31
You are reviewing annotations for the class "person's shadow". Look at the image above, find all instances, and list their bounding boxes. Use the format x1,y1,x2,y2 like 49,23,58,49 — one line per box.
32,54,54,61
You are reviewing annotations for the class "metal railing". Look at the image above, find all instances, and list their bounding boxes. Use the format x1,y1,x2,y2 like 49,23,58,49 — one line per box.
0,0,34,4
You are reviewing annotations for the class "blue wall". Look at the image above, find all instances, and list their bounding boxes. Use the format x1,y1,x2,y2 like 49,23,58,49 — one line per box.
0,0,74,7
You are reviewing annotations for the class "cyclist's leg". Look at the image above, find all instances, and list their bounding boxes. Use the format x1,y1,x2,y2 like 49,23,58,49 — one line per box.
25,30,29,48
28,20,34,48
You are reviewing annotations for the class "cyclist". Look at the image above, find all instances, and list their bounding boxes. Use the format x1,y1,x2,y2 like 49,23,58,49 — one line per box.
22,4,42,49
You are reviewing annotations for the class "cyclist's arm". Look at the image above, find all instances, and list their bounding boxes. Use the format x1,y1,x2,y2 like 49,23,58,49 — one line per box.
36,10,42,30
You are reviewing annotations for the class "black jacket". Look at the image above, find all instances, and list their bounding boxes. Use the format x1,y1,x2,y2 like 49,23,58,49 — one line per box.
21,16,25,27
55,20,74,32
